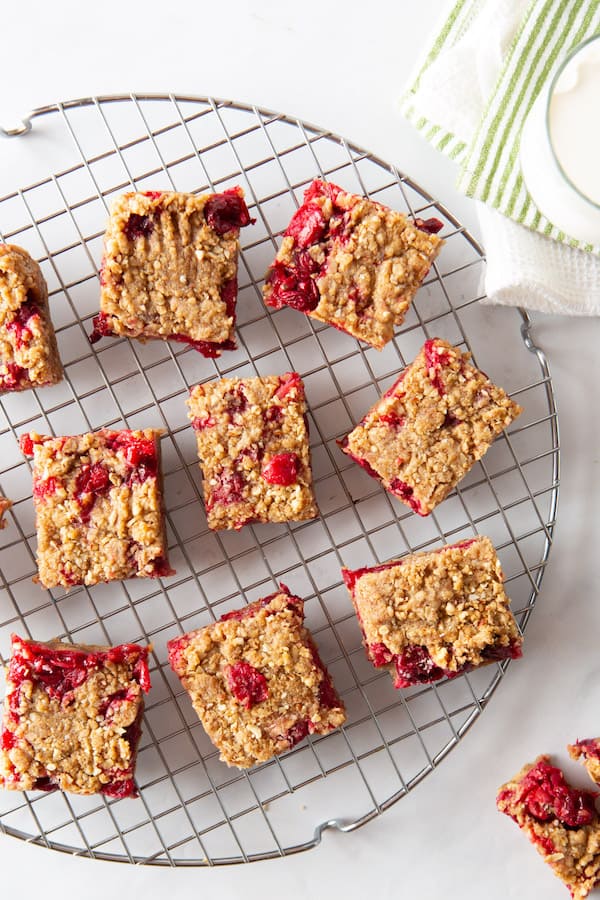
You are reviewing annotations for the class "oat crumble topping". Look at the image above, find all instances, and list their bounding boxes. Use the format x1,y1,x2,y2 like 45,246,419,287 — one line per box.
90,189,253,357
340,337,523,515
187,372,318,531
0,635,150,797
342,536,521,687
168,587,346,768
263,179,443,349
21,428,174,589
0,244,63,393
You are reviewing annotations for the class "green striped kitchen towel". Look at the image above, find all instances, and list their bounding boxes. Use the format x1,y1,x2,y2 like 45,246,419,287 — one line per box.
401,0,600,251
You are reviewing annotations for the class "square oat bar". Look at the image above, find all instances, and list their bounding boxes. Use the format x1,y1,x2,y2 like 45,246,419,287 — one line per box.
0,635,150,797
167,586,346,768
187,372,318,530
21,428,174,589
340,338,522,515
90,189,253,358
0,244,63,393
263,179,443,349
342,536,522,688
497,756,600,900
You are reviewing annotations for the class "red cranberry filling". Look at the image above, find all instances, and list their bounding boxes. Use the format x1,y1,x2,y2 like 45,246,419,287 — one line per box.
192,414,216,430
6,296,40,349
168,331,236,358
146,555,174,579
341,560,401,593
167,635,190,671
102,777,137,799
33,475,59,501
266,253,320,312
224,385,248,420
342,445,382,481
443,411,463,427
389,478,425,515
1,730,17,750
98,686,137,720
265,404,283,423
394,645,446,688
89,311,115,344
532,833,556,855
303,179,343,206
379,411,406,429
423,339,452,397
368,642,395,667
143,191,163,200
414,217,444,235
8,639,150,703
516,759,597,828
286,719,311,747
481,639,522,663
574,739,600,761
124,213,154,241
275,371,302,400
75,462,111,522
208,469,245,509
204,189,254,235
286,203,327,248
106,432,157,483
261,452,300,486
0,362,28,391
221,277,238,318
225,661,268,709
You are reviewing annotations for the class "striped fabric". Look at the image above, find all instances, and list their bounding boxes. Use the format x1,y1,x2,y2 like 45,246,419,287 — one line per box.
401,0,600,252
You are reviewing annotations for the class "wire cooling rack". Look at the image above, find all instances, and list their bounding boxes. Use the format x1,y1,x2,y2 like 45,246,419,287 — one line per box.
0,95,559,865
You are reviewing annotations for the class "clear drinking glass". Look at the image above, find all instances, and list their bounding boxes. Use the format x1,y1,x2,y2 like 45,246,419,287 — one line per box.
520,34,600,246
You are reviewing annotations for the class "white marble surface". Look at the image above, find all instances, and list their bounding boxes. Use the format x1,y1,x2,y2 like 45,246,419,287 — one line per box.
0,2,598,898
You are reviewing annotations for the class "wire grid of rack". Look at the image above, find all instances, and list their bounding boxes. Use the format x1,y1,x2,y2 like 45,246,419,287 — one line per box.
0,95,559,865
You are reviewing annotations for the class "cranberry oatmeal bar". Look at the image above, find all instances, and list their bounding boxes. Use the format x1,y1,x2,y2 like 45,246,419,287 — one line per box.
187,372,318,531
570,740,600,786
21,428,174,589
0,495,11,529
0,244,63,393
0,635,150,797
263,179,443,349
497,755,600,899
90,189,254,358
340,338,522,515
342,536,522,688
167,585,346,768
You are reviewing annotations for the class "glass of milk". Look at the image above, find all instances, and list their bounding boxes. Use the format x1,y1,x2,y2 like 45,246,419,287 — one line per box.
520,34,600,246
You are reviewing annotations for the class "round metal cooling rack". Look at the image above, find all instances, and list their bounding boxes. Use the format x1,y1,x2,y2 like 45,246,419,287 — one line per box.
0,94,559,865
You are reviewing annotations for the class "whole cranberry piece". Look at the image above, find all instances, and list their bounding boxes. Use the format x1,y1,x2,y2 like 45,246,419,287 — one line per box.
261,452,300,486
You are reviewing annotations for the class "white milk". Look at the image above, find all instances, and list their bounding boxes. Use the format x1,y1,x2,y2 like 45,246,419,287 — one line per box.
519,36,600,246
549,41,600,206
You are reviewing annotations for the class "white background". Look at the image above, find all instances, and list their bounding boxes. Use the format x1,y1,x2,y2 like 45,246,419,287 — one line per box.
1,2,598,898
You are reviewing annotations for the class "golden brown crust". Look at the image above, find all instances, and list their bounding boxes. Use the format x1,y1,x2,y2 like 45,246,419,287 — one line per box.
344,536,521,678
341,338,523,515
187,373,318,531
98,191,242,347
0,636,149,796
168,590,346,768
497,756,600,900
24,428,173,589
0,494,12,529
263,181,443,349
0,244,63,392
